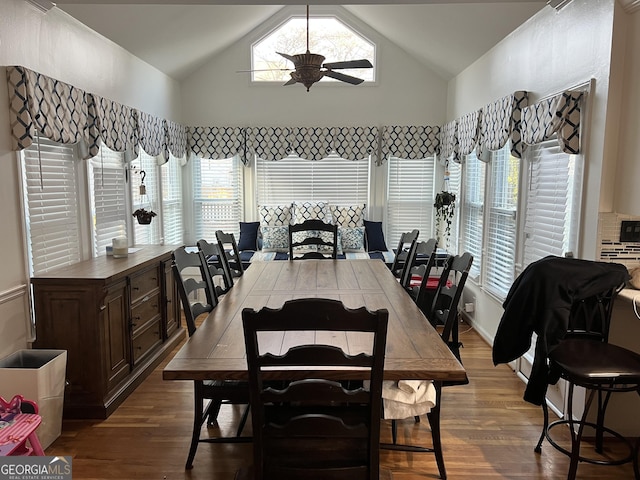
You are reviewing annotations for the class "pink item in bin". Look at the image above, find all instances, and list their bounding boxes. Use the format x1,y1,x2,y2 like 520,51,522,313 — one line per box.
0,395,45,456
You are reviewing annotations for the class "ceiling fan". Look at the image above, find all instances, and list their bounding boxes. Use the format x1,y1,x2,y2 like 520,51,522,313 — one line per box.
244,5,373,92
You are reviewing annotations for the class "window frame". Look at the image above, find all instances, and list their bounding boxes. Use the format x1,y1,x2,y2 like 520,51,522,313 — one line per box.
249,6,378,87
385,156,436,249
191,154,245,242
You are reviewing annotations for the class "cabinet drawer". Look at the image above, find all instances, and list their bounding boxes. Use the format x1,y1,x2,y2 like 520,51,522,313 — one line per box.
131,292,161,334
132,319,162,365
130,266,160,302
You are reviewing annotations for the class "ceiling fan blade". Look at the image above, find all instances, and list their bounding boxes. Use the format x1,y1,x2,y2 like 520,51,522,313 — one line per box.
283,77,297,86
236,68,292,73
323,59,373,70
323,70,364,85
277,52,296,63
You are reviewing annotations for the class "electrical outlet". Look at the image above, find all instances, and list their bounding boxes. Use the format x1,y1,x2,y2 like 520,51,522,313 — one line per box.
620,221,640,242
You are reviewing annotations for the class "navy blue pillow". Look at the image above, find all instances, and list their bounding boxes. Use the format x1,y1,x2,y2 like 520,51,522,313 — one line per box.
364,220,388,252
238,222,260,251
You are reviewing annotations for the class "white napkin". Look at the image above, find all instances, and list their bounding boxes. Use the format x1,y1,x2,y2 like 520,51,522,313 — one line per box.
365,380,437,420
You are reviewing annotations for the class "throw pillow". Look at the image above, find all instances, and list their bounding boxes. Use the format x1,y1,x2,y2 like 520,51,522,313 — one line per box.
330,204,366,228
340,226,365,252
258,204,292,226
364,220,388,252
260,226,289,252
237,222,260,251
292,201,330,223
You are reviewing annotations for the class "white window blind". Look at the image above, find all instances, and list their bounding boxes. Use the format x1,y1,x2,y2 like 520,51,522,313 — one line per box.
193,155,243,240
256,155,370,206
130,149,161,245
445,160,462,254
461,151,485,280
523,138,581,267
386,157,435,248
89,145,127,256
21,136,82,274
484,146,519,299
162,154,184,245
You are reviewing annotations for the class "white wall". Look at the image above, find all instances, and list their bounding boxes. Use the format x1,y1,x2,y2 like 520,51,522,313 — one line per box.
0,0,182,358
614,8,640,216
181,6,447,128
446,0,617,342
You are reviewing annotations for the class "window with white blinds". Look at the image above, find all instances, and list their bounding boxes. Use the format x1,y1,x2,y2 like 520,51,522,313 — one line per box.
88,145,128,256
255,155,370,208
445,160,462,255
522,138,581,267
130,149,162,245
386,157,436,248
21,136,82,274
193,155,243,240
161,154,184,245
484,146,519,298
461,151,485,280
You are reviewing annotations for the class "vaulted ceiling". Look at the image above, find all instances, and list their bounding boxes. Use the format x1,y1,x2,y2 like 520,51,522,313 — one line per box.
54,1,547,81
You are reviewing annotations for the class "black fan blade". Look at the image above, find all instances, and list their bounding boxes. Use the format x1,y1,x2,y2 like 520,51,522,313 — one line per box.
323,59,373,69
277,52,296,63
323,70,364,85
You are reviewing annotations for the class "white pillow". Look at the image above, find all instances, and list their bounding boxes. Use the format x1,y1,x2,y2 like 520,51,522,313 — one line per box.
329,204,366,228
292,201,330,223
258,204,292,226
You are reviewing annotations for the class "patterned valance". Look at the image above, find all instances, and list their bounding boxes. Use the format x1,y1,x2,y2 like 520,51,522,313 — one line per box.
521,90,584,154
166,120,187,160
381,125,441,163
247,126,378,162
6,65,188,164
87,95,139,158
439,120,458,162
188,126,247,164
477,91,528,160
138,111,165,159
6,66,91,154
456,111,481,160
328,126,378,162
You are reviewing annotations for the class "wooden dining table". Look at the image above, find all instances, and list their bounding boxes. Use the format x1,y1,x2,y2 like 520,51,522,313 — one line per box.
163,258,467,479
163,258,466,384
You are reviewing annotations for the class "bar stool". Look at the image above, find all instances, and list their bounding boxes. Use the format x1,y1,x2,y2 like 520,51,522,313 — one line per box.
535,287,640,479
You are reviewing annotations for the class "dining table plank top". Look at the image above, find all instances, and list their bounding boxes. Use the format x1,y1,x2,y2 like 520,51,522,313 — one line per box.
163,259,467,383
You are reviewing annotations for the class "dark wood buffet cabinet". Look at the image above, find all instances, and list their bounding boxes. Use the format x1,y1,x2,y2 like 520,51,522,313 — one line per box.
31,245,185,419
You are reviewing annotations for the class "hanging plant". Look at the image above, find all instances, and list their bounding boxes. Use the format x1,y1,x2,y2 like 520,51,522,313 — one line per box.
133,208,156,225
434,191,456,246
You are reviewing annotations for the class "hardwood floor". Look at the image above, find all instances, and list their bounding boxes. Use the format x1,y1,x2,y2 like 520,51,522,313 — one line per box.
46,321,637,479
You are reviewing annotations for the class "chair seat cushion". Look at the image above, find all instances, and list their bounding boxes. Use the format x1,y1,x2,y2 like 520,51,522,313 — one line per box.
549,339,640,384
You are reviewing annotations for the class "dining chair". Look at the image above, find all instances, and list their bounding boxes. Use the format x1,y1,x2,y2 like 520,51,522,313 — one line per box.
402,238,438,294
389,229,419,278
197,238,233,295
384,251,473,480
215,230,245,278
407,246,440,310
171,246,251,470
534,284,640,479
237,298,389,480
425,252,474,363
288,218,338,259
